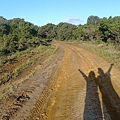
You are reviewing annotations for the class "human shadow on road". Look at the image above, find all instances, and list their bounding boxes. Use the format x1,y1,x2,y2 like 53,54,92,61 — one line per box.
78,64,120,120
78,69,102,120
96,64,120,120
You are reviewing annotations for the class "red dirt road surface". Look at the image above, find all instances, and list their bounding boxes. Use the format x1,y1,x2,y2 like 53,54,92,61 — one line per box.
1,41,120,120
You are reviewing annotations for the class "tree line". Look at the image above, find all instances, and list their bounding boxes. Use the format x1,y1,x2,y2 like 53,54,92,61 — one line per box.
0,17,48,55
0,15,120,55
37,15,120,45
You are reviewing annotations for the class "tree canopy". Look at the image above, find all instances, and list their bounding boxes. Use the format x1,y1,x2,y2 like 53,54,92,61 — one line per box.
87,15,100,25
0,17,47,55
0,15,120,55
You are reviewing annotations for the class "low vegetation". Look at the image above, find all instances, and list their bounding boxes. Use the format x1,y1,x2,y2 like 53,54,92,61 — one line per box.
0,16,56,85
0,45,57,86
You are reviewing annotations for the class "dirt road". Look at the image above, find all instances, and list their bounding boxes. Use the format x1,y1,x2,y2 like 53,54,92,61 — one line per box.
29,42,120,120
1,41,120,120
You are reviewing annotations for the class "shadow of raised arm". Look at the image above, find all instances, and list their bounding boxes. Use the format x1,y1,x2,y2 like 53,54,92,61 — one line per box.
106,63,114,76
78,69,87,79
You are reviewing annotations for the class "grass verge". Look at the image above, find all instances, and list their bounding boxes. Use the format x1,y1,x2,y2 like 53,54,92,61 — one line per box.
0,45,58,86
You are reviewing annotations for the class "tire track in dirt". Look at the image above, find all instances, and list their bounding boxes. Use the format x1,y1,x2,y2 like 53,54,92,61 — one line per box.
0,47,64,120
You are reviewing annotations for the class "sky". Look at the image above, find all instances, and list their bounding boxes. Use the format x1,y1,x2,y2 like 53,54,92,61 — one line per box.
0,0,120,26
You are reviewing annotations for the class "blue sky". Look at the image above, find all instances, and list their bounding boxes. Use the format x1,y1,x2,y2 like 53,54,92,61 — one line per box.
0,0,120,26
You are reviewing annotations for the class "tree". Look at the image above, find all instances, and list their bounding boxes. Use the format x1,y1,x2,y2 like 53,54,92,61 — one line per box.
38,23,55,39
0,17,47,55
87,15,100,25
54,22,77,40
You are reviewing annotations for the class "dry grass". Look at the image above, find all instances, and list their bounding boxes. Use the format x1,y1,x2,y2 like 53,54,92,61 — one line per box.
0,45,58,85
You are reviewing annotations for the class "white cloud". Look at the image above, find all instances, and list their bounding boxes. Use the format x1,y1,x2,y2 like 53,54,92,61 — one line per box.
65,17,84,24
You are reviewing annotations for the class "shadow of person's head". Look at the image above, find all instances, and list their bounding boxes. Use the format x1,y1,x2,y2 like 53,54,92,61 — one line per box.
98,68,104,75
88,71,95,78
